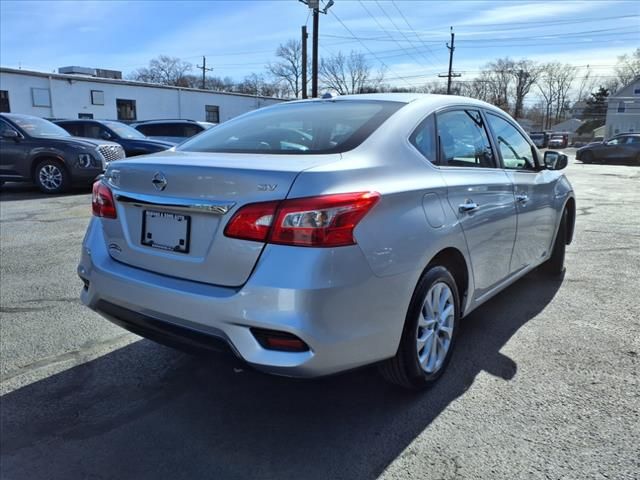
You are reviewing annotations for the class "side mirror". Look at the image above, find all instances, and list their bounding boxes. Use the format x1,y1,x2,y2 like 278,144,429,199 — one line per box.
544,151,568,170
1,129,20,140
101,131,112,140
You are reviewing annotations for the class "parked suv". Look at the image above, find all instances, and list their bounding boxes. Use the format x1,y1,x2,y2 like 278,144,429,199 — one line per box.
0,113,125,193
131,119,208,144
80,94,575,389
54,119,174,157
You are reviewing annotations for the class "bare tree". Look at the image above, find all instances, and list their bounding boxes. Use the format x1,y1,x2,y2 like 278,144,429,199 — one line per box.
267,39,305,98
536,63,559,130
511,60,542,119
535,63,577,128
614,48,640,88
235,73,281,97
129,55,193,87
320,51,382,95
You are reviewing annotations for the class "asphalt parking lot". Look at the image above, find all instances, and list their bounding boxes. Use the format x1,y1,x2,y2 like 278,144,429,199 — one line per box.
1,151,639,480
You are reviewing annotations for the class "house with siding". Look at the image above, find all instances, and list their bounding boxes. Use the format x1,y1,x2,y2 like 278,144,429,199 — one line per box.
605,77,640,138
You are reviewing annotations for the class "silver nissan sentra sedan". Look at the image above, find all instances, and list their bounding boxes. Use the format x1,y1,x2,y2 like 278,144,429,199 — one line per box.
79,93,575,390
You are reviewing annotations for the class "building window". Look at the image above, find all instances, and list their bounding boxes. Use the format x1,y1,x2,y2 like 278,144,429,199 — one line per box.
0,90,9,113
91,90,104,105
116,99,136,121
634,88,640,95
31,88,51,107
78,113,94,119
205,105,220,123
617,102,626,113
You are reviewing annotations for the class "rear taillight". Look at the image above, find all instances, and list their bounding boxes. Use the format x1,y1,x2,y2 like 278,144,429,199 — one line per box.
224,200,279,242
224,192,380,247
92,181,117,219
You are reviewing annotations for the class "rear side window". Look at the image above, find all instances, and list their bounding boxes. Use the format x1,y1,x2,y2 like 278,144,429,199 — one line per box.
178,100,404,155
410,115,437,163
486,113,537,170
436,110,495,168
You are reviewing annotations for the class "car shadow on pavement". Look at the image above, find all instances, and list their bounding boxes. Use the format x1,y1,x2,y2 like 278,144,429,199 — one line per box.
0,270,564,480
0,183,90,201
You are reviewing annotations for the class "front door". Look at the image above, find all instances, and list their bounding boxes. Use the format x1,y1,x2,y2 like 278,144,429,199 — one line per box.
436,108,517,299
0,118,26,177
485,112,558,272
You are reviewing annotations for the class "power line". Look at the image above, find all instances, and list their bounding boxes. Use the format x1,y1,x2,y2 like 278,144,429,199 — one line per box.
327,8,416,88
357,0,429,67
391,0,445,64
373,0,441,66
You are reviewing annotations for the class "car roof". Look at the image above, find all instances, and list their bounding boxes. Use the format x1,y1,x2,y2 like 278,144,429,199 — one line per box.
286,93,505,114
132,119,199,125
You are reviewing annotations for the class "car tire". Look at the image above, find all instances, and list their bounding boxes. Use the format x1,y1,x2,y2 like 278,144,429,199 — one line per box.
542,208,567,276
379,266,460,390
581,151,593,164
34,159,70,194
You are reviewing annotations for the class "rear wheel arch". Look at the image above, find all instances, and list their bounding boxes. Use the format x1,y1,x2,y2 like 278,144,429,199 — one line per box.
30,154,67,180
425,247,470,314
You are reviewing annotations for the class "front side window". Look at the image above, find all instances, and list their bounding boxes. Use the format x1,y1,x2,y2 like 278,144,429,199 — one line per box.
625,136,640,144
180,100,404,155
58,122,84,137
436,109,495,168
486,113,537,171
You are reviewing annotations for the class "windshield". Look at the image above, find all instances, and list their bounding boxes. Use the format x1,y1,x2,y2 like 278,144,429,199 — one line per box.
7,115,70,138
102,121,146,139
178,100,404,154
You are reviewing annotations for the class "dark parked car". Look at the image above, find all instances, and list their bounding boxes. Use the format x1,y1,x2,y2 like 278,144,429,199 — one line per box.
54,119,174,157
0,113,125,193
130,119,208,144
576,134,640,164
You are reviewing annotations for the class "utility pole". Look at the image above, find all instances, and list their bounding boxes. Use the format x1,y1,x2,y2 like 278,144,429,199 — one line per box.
438,27,461,94
299,0,334,98
312,7,319,98
302,25,308,99
196,56,213,90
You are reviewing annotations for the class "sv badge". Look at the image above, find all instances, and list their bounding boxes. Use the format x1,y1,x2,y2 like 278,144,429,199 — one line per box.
258,184,277,191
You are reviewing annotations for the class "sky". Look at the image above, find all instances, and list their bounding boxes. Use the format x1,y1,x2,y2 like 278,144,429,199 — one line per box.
1,0,639,99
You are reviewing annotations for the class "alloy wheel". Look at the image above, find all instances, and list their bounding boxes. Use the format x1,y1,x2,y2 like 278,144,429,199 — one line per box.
416,281,455,374
38,164,63,191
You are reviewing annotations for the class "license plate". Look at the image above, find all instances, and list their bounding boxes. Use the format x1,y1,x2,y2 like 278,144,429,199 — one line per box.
141,210,190,253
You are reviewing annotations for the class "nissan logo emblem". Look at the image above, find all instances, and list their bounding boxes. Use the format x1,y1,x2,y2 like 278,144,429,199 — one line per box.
151,172,168,191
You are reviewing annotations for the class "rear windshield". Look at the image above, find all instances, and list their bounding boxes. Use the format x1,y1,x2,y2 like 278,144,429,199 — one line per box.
177,100,404,154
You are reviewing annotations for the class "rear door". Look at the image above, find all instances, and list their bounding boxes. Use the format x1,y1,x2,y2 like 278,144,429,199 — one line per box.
484,111,558,272
435,108,517,299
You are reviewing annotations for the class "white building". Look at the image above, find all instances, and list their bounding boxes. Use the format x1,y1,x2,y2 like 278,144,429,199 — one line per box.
0,67,283,123
605,77,640,138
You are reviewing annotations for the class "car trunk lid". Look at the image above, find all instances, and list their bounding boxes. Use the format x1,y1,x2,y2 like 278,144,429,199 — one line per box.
101,151,340,286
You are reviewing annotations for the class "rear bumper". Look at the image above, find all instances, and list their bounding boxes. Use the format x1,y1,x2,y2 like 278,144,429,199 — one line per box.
79,218,417,377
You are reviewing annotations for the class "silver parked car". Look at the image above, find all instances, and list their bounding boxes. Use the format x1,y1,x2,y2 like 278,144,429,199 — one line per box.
79,94,575,389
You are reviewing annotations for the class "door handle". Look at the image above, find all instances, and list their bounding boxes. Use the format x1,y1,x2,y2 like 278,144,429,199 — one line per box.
458,200,480,213
516,193,529,203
